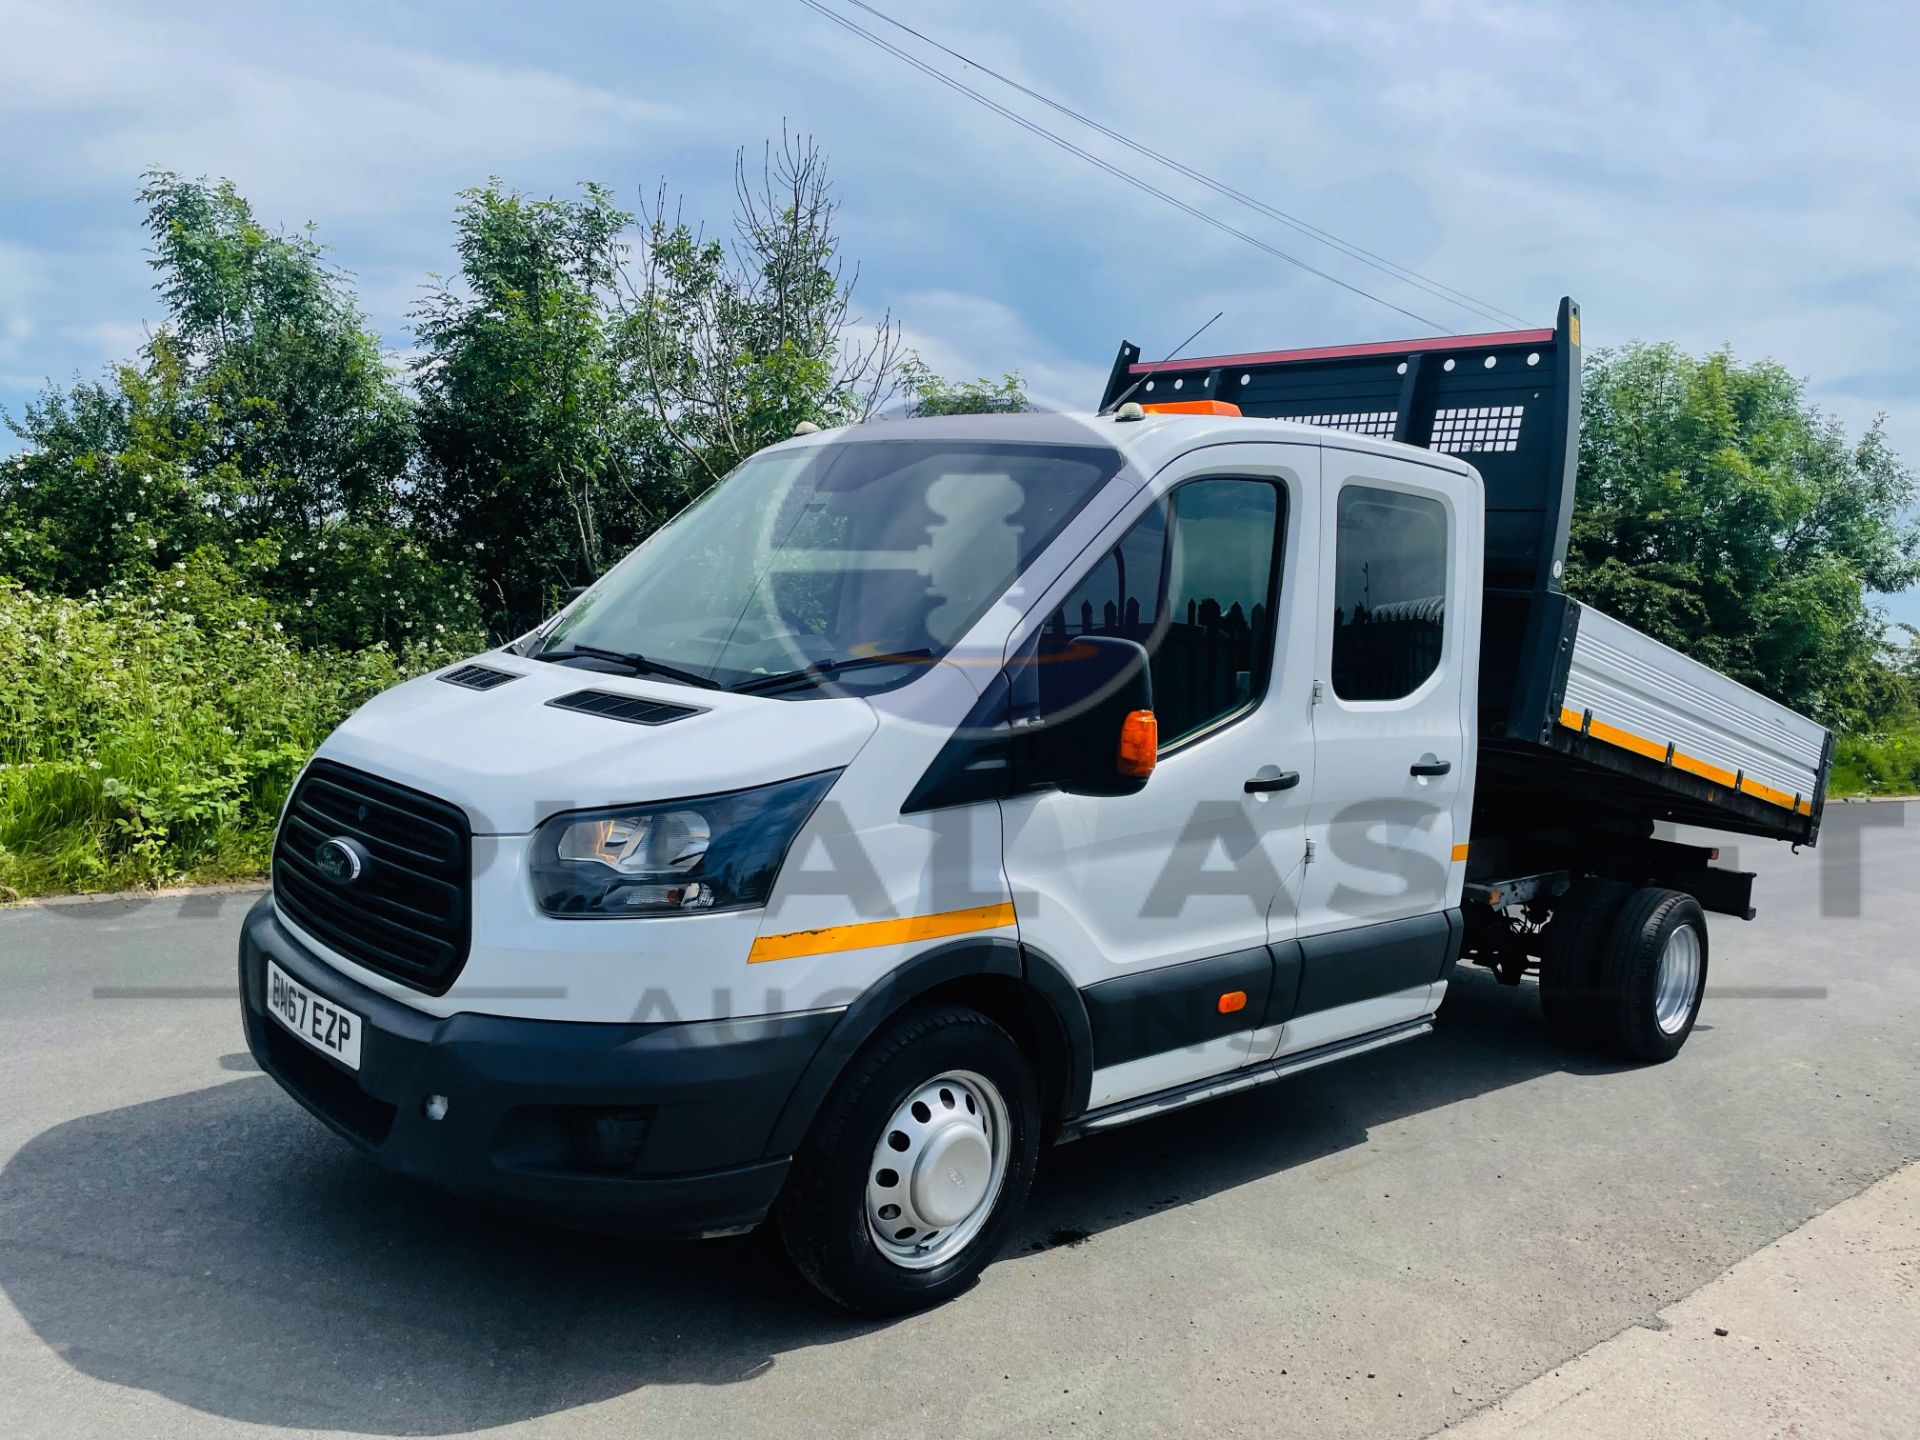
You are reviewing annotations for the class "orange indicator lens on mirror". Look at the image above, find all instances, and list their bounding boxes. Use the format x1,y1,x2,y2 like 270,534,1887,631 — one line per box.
1116,709,1158,778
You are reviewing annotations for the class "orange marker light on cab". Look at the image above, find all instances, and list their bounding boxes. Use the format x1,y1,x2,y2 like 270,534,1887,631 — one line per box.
1217,990,1248,1015
1138,399,1242,417
1116,709,1158,778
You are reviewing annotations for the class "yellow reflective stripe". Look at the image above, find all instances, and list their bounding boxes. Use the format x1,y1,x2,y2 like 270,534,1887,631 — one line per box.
1556,707,1805,812
748,902,1017,964
1736,773,1810,813
1671,748,1738,788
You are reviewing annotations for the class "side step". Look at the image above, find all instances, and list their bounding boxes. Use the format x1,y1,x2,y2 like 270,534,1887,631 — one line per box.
1058,1017,1435,1140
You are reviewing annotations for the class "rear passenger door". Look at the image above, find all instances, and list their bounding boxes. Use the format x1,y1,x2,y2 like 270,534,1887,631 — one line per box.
1286,453,1472,1051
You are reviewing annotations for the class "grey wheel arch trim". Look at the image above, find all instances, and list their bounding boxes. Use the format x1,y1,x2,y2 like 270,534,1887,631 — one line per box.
763,937,1094,1157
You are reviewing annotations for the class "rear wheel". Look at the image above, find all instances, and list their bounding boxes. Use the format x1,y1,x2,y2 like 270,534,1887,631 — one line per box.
1593,887,1708,1063
1539,878,1631,1049
777,1004,1040,1314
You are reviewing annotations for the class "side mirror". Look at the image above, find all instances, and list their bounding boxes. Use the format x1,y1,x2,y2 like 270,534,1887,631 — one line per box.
898,634,1157,814
1025,634,1157,797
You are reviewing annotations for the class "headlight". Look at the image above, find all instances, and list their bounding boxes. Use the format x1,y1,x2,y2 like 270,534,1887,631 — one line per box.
531,771,839,918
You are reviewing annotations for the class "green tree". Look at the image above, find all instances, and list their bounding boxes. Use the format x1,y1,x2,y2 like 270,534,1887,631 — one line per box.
1566,343,1920,725
411,181,663,634
899,355,1032,416
1,332,216,594
620,132,903,490
2,174,469,651
139,173,414,528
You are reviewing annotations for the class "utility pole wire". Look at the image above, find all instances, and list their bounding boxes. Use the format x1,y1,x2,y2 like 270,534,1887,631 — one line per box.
794,0,1454,334
836,0,1530,329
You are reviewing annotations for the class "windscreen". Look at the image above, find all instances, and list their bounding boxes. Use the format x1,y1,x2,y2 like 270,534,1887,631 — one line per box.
539,438,1124,693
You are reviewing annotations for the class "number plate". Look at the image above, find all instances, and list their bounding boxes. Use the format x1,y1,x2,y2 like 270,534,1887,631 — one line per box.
264,960,364,1071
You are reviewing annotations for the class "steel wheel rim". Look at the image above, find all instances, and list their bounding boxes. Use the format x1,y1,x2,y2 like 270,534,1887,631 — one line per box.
1654,924,1702,1034
865,1069,1010,1271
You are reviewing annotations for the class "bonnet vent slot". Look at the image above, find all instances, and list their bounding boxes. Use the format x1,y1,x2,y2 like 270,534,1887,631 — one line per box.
548,690,702,726
439,664,520,691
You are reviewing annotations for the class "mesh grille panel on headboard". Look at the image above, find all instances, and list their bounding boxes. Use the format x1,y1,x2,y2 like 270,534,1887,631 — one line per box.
1098,298,1581,597
1283,409,1398,440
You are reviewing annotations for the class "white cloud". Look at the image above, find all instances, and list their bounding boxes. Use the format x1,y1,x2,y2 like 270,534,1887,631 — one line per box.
1,0,1916,501
0,243,42,356
60,318,152,362
895,290,1107,412
0,1,680,219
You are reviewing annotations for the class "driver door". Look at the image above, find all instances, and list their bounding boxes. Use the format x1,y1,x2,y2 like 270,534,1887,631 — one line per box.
1000,446,1320,1110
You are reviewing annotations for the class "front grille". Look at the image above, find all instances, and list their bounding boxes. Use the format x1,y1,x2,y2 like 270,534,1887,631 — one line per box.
547,689,701,726
272,760,473,995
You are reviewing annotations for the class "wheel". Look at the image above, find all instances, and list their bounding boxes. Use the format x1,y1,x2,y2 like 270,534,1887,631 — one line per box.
776,1004,1041,1314
1538,878,1631,1049
1592,887,1708,1063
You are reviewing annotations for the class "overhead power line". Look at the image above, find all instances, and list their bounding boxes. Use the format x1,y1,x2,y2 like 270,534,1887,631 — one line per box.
836,0,1530,330
794,0,1453,333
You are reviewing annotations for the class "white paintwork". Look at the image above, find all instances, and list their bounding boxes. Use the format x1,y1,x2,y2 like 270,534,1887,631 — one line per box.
276,832,775,1022
1079,1016,1434,1131
750,661,1015,1018
1256,982,1445,1064
1564,602,1827,806
1000,444,1321,1100
320,658,877,836
1086,1035,1250,1110
275,406,1816,1135
1298,451,1478,944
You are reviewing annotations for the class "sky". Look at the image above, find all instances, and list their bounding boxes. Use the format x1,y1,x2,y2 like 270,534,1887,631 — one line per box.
2,0,1915,624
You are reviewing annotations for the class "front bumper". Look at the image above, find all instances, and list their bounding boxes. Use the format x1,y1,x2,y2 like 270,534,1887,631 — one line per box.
238,895,838,1237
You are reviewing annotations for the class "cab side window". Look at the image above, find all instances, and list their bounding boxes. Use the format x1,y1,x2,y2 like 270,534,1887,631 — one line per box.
1040,478,1284,748
1158,480,1283,743
1331,485,1448,701
1044,499,1168,649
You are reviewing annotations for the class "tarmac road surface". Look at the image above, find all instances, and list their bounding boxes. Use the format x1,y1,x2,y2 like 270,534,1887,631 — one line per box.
1,804,1914,1438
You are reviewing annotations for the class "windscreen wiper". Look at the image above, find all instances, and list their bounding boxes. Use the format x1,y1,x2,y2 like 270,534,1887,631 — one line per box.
534,644,723,690
732,649,935,695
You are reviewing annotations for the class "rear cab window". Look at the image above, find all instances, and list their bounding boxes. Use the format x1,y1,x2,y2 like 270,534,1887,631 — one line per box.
1330,484,1448,702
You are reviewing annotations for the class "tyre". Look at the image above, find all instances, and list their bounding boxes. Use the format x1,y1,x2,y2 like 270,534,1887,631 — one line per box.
1593,887,1709,1063
1538,878,1631,1049
776,1004,1041,1315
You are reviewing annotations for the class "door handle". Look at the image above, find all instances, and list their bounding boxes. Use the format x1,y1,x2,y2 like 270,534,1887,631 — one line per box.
1410,759,1453,777
1244,771,1301,793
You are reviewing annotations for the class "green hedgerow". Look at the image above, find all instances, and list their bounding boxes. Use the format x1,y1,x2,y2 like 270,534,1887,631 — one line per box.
1828,726,1920,798
0,561,479,897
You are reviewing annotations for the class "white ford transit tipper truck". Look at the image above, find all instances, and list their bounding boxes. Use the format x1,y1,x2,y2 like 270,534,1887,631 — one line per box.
240,299,1832,1313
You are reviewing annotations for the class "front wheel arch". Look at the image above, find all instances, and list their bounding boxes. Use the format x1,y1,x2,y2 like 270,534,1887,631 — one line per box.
763,937,1092,1158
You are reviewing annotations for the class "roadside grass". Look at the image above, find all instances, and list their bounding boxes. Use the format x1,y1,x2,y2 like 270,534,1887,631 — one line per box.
0,571,473,900
1828,725,1920,799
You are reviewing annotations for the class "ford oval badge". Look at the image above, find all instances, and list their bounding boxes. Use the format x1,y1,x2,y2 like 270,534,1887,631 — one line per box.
314,837,366,885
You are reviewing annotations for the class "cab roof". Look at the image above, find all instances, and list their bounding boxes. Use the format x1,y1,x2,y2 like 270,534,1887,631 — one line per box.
781,406,1480,483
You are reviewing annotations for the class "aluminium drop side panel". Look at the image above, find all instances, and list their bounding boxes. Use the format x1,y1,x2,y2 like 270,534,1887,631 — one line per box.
1557,602,1829,832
